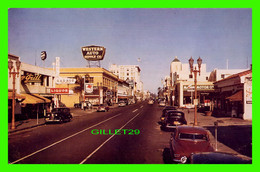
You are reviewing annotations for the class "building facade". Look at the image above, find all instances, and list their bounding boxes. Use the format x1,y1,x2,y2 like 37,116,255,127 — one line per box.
109,64,143,93
170,57,214,108
213,69,252,120
58,67,120,107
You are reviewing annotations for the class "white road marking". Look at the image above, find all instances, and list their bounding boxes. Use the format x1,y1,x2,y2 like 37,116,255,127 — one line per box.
10,113,122,164
79,113,141,164
132,109,138,113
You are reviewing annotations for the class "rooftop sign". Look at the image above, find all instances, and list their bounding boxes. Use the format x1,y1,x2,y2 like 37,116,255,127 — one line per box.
81,45,106,61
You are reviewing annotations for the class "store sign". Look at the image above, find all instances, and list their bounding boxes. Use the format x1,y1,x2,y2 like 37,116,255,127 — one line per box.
21,74,42,83
183,85,214,91
85,83,94,93
56,77,76,84
81,45,106,61
50,88,69,94
245,78,252,104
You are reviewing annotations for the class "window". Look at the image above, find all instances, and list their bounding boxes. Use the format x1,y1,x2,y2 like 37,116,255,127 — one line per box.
221,74,225,79
189,74,193,79
206,77,209,80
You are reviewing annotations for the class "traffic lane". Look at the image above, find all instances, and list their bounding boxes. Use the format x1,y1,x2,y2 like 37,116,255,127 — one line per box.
10,105,144,164
9,103,143,163
8,104,144,162
83,103,172,164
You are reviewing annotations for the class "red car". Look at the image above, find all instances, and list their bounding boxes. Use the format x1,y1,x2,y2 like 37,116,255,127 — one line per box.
169,126,214,163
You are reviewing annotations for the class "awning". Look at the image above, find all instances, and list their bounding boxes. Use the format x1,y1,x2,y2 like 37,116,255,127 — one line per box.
226,90,243,102
21,94,51,104
8,92,26,100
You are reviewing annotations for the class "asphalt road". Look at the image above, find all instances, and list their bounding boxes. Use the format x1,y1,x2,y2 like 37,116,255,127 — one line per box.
8,102,173,164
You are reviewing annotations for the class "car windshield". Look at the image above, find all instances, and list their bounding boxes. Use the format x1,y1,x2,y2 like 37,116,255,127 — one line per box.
179,133,208,141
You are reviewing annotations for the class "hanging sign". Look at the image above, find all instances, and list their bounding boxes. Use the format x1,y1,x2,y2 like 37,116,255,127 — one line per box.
56,77,76,84
85,83,94,93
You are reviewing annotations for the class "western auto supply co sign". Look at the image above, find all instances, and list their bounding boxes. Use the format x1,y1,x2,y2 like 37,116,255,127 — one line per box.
81,45,106,61
50,88,69,94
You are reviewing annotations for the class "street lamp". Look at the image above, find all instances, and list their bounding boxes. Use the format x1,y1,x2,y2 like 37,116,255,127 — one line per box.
8,59,21,130
188,57,202,126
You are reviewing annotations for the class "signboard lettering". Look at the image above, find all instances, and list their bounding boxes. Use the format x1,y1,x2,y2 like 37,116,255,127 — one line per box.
81,45,106,61
21,74,42,83
183,85,214,91
50,88,69,94
56,77,76,84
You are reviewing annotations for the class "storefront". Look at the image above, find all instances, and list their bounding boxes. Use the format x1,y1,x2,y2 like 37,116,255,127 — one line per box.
174,81,214,108
213,69,252,119
59,67,119,107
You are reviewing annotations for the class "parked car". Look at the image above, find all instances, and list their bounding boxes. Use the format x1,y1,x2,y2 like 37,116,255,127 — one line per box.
118,101,127,107
159,101,166,107
190,152,252,164
97,104,109,112
45,107,72,123
148,99,154,105
159,106,178,124
159,110,187,128
169,126,214,164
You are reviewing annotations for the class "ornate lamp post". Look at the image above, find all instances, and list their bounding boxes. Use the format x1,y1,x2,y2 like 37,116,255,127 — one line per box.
8,59,21,130
189,57,202,126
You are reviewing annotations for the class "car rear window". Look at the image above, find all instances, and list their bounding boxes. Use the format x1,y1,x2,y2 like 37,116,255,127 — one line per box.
179,133,207,141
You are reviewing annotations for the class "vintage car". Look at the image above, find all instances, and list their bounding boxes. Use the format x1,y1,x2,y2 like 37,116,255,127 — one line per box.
45,107,72,123
118,100,127,107
148,99,154,105
97,104,109,112
190,152,252,164
159,101,166,107
159,110,187,128
169,126,214,163
159,106,178,124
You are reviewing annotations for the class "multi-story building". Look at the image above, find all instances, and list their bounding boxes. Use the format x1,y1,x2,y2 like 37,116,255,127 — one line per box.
58,67,120,107
8,53,55,121
170,56,213,107
109,64,143,94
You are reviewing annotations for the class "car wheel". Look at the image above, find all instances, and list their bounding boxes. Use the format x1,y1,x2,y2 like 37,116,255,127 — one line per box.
180,156,188,164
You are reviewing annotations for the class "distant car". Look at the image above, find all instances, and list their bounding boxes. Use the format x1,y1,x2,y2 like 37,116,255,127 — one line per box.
190,152,252,164
148,99,154,105
159,110,187,128
45,107,72,123
118,101,127,107
97,104,109,112
159,101,166,107
170,126,214,164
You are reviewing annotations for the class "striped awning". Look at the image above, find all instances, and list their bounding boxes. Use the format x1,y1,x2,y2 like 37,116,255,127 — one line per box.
8,92,26,100
21,94,51,104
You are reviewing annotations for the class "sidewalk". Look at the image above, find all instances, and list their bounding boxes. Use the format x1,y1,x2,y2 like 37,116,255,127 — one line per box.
8,104,119,134
182,108,252,157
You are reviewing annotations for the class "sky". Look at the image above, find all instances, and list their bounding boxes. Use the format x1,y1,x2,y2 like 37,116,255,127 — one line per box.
8,8,252,93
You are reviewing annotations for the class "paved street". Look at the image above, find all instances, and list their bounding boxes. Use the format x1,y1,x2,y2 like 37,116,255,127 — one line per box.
8,102,252,164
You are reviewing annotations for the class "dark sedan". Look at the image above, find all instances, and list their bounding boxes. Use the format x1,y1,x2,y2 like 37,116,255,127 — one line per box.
45,107,72,123
169,126,214,163
159,110,187,129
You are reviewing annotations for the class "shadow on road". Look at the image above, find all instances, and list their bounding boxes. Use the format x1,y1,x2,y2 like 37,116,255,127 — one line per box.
163,148,173,164
205,125,252,157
